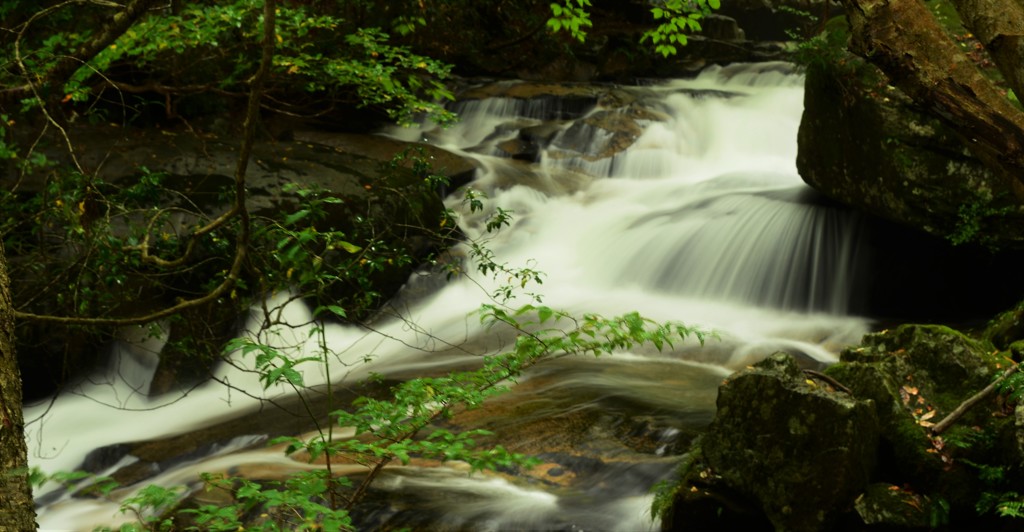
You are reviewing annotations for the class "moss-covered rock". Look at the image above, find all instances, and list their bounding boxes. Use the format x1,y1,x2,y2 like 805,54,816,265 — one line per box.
842,324,999,396
797,53,1024,248
700,353,879,531
984,300,1024,350
661,324,1024,530
826,325,1009,508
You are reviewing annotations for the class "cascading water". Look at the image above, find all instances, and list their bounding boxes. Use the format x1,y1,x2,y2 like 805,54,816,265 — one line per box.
26,62,872,530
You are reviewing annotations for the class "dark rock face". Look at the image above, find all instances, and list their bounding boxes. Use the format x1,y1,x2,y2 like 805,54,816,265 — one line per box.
797,56,1024,248
700,353,879,531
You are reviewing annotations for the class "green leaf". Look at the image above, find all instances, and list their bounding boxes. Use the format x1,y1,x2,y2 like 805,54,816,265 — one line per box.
337,240,362,253
284,209,310,225
323,305,347,318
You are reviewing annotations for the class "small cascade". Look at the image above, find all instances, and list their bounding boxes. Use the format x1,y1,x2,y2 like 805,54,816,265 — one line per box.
600,185,865,312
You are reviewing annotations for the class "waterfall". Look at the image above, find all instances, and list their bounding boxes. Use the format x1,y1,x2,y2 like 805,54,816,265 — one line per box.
27,63,872,530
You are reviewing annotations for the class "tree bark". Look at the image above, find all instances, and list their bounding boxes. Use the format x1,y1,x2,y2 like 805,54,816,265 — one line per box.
950,0,1024,103
839,0,1024,198
0,240,35,530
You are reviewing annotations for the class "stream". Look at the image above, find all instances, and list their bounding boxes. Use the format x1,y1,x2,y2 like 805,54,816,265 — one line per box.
26,62,875,530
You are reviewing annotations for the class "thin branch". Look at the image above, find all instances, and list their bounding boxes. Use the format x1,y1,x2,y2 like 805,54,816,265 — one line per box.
803,369,852,395
931,363,1020,435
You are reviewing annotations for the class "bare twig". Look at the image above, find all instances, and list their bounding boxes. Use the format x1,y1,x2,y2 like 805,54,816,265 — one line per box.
803,369,853,395
931,363,1020,435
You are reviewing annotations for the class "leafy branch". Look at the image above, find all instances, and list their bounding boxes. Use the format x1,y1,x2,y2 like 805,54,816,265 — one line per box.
10,0,278,326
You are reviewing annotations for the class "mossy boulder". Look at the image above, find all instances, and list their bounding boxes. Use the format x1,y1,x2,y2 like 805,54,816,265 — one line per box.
984,300,1024,350
662,324,1023,530
797,54,1024,248
699,353,880,531
840,324,999,396
826,325,1007,506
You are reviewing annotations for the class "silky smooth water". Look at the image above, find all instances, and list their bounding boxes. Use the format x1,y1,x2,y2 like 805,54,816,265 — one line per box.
27,63,871,530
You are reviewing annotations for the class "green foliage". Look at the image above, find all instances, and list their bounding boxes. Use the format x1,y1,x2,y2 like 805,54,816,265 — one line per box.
978,491,1024,520
996,370,1024,403
930,496,952,528
779,8,851,70
4,0,455,125
0,167,226,318
938,371,1024,524
0,115,17,161
547,0,593,42
545,0,720,56
114,485,185,532
179,471,353,531
642,0,720,57
947,195,1016,247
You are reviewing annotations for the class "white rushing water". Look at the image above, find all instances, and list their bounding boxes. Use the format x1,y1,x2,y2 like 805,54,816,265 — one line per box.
26,62,872,530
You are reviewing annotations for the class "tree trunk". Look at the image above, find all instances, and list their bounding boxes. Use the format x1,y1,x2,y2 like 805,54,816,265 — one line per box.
0,240,35,530
838,0,1024,199
950,0,1024,103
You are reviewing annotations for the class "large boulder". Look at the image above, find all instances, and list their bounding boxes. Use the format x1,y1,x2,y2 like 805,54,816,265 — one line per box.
797,54,1024,248
690,353,879,531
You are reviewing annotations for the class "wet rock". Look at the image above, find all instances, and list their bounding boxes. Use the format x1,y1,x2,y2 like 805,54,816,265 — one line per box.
550,107,648,161
457,81,604,121
700,353,879,531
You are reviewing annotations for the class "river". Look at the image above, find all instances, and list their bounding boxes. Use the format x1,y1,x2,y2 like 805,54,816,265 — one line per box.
27,62,873,530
